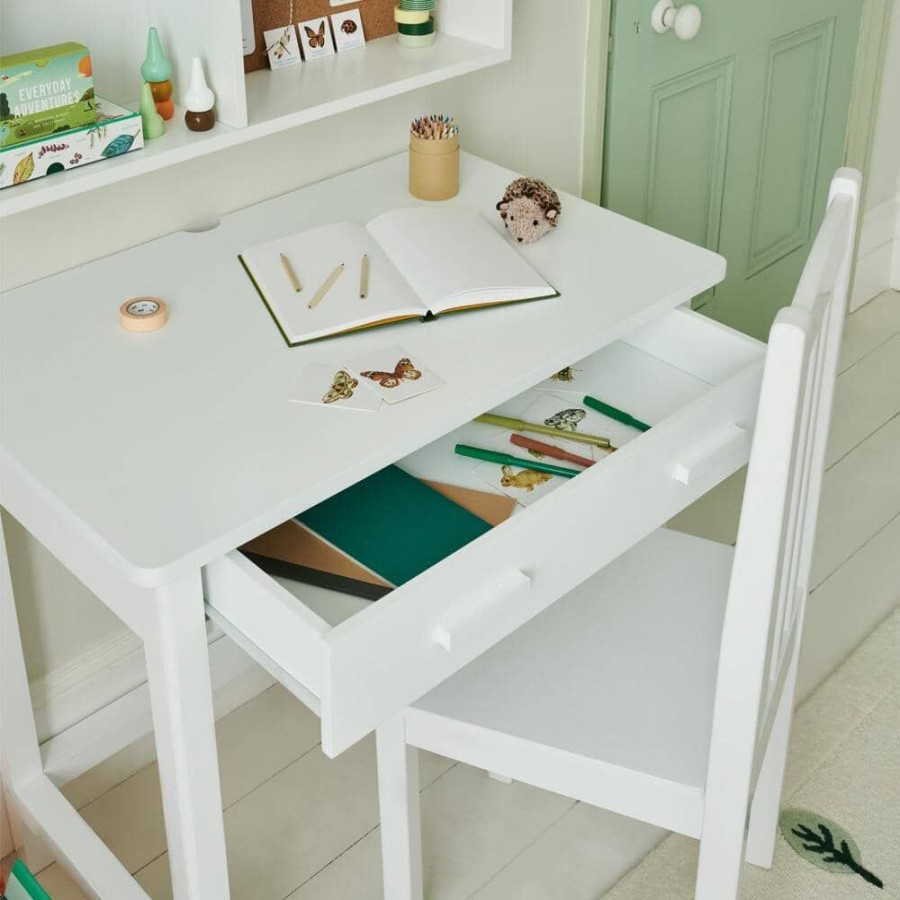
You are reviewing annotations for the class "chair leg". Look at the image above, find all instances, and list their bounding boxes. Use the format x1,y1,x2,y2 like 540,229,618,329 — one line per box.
376,715,423,900
745,651,799,869
695,811,747,900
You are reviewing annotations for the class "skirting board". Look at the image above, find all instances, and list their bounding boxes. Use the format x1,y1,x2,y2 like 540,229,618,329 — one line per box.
33,627,274,808
852,194,899,310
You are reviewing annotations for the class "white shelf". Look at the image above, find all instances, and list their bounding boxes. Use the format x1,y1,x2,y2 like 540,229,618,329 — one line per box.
0,33,508,219
245,33,508,132
0,111,240,218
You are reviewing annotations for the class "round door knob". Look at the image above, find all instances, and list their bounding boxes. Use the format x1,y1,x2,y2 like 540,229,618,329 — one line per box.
651,0,702,40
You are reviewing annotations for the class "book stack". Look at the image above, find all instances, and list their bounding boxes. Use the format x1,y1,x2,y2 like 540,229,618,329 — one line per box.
0,97,143,191
241,467,516,600
395,0,437,48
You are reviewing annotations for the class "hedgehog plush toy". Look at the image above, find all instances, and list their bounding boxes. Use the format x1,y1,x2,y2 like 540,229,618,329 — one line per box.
496,177,562,244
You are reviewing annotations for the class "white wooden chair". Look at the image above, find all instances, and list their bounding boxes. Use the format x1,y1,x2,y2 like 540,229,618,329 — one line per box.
374,169,861,900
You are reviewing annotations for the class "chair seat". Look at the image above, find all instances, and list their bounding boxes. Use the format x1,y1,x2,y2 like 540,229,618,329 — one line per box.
411,528,734,792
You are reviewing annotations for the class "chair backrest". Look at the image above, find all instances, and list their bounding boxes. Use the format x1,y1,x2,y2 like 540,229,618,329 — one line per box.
705,169,861,797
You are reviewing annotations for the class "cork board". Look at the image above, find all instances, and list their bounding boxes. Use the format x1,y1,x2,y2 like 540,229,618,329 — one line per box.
246,0,399,72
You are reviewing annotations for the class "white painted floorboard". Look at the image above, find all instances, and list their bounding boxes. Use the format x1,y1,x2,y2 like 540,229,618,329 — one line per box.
27,292,900,900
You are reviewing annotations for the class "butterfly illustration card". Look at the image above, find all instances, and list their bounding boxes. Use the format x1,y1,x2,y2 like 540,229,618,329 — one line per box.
346,345,443,404
472,460,563,508
264,25,301,70
289,363,381,411
331,10,366,51
521,394,638,457
298,17,336,60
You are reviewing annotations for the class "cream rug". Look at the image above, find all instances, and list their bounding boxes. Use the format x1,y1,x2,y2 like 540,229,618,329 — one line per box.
603,606,900,900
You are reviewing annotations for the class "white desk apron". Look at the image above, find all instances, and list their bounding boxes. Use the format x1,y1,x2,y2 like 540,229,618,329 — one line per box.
0,153,726,899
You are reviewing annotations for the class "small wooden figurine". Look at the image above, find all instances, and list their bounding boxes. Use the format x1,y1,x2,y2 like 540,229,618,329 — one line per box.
141,27,174,121
139,82,165,140
184,58,216,132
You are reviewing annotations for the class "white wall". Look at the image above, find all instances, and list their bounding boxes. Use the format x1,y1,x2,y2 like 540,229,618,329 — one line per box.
0,0,593,715
853,0,900,308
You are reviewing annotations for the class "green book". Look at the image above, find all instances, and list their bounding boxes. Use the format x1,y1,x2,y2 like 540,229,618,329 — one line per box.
296,465,492,587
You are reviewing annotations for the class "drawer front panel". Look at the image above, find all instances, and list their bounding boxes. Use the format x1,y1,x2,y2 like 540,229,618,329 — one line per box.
321,360,764,755
204,550,330,699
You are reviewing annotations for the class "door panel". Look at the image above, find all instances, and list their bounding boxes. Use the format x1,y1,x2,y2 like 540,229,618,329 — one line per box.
646,59,734,250
602,0,862,340
747,21,835,277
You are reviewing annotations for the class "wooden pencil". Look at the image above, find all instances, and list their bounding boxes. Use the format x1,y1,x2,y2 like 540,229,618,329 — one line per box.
360,253,369,299
308,263,344,309
280,253,302,292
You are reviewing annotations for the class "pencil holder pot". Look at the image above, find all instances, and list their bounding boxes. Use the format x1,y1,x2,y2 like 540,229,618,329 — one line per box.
409,133,459,201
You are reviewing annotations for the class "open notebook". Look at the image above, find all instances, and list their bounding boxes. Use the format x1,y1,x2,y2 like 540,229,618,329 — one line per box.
238,208,559,345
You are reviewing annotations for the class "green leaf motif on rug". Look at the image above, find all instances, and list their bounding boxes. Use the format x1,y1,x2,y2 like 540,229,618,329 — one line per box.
780,808,884,889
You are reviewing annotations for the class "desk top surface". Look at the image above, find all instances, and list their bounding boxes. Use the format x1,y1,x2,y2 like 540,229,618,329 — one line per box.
0,153,724,586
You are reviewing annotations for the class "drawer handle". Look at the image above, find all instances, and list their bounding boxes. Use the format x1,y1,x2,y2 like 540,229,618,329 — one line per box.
673,424,748,486
432,569,532,652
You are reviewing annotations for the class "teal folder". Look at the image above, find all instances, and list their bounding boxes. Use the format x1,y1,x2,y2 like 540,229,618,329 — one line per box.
295,466,492,587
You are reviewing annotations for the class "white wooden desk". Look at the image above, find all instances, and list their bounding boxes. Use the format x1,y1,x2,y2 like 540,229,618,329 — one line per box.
0,153,763,899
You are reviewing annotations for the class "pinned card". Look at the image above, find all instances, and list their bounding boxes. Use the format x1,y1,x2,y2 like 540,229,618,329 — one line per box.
264,25,301,69
298,17,336,60
331,9,366,51
347,345,442,404
290,363,381,411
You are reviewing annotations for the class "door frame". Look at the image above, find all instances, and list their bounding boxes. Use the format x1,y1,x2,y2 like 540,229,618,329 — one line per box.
581,0,893,211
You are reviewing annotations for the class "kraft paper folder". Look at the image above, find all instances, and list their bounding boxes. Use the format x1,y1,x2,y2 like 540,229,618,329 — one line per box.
241,475,516,599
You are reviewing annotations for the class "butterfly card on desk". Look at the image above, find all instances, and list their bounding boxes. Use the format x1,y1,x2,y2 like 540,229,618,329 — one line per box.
346,345,443,404
298,17,335,60
290,363,381,411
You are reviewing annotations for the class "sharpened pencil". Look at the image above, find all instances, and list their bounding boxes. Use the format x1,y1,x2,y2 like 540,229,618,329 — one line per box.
308,263,344,310
360,253,369,299
280,253,302,292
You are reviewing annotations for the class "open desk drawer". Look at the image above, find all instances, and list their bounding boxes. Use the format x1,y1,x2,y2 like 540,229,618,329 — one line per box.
204,309,765,757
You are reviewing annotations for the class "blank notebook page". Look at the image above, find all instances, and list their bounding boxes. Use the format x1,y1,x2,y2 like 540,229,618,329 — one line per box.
367,208,554,310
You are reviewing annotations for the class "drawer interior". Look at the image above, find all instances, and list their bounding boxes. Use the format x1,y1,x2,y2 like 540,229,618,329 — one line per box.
204,308,765,755
245,307,760,623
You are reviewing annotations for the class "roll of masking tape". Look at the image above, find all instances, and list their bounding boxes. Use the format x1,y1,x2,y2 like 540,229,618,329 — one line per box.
398,17,434,35
394,5,431,24
398,31,436,47
119,296,168,332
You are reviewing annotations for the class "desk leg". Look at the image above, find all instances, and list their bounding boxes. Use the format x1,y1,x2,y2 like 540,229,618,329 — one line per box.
0,521,55,873
143,574,229,900
376,716,423,900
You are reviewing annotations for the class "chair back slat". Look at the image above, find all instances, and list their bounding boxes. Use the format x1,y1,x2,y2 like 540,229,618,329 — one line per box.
703,171,860,804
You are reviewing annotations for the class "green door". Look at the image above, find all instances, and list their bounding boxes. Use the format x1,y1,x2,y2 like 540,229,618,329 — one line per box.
601,0,863,339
